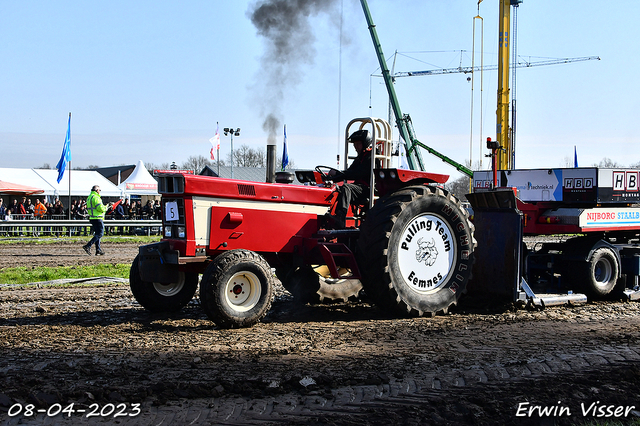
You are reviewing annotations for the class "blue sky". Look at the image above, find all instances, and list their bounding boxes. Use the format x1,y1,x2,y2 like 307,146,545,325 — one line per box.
1,0,638,179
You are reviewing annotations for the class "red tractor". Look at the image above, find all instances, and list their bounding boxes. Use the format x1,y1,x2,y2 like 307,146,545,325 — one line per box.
130,117,476,328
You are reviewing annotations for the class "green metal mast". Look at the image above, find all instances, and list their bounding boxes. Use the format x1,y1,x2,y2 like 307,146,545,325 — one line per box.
359,0,473,177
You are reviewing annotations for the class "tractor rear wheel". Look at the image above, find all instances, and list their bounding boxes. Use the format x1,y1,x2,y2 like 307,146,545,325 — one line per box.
357,185,475,316
283,265,362,304
200,249,274,328
129,254,198,313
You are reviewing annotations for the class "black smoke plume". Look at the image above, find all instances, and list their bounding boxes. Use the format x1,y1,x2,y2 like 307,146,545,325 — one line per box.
248,0,339,144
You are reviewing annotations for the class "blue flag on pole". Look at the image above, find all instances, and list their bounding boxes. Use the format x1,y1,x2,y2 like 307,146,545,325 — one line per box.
56,113,72,183
282,124,289,171
574,145,578,168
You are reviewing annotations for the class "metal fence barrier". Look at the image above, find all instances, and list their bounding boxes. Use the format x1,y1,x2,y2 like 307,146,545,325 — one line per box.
0,219,162,237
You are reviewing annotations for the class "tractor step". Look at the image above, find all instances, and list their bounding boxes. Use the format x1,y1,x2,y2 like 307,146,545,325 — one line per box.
317,242,361,280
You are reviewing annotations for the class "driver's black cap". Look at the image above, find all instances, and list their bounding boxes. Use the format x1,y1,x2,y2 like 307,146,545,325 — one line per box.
348,130,371,148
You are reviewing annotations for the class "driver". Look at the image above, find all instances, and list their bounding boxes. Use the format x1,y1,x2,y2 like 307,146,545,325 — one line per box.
327,129,373,228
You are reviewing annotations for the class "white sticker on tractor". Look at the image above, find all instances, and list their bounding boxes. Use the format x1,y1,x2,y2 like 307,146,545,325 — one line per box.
165,201,179,221
398,213,455,293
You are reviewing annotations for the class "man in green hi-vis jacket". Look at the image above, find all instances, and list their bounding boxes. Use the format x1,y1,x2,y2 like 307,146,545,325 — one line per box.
82,185,111,256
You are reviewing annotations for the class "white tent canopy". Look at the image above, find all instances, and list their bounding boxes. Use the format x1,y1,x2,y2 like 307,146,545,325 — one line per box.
0,168,56,194
0,168,123,198
35,169,123,198
118,160,158,196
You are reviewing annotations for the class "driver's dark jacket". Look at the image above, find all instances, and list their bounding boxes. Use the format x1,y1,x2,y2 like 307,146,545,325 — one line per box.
334,149,372,186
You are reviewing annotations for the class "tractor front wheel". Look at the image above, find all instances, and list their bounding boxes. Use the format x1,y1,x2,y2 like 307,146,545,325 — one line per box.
200,249,274,328
129,254,198,313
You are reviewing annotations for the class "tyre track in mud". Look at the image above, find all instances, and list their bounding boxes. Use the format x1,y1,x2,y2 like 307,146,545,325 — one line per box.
0,242,139,270
1,284,640,425
2,243,640,425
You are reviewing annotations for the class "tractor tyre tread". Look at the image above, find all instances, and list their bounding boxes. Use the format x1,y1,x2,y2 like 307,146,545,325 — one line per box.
129,254,198,313
200,249,274,329
357,185,475,317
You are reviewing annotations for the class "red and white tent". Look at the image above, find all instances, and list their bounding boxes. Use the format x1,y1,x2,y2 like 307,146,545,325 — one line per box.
0,168,122,198
0,180,45,195
118,160,159,196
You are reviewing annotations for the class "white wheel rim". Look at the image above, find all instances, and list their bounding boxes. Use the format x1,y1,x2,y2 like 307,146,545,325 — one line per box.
594,258,613,287
396,213,456,294
153,273,185,297
224,271,261,312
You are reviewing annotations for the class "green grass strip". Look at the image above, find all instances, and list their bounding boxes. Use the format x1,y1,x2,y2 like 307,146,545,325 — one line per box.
0,236,159,245
0,264,131,285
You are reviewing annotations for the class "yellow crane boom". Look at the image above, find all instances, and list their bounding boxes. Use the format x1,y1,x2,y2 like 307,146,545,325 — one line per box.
497,0,518,169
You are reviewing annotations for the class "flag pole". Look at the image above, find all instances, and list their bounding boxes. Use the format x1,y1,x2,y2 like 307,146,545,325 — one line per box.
67,112,72,220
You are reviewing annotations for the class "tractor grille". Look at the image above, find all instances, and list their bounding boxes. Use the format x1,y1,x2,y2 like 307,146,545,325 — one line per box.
157,175,185,194
162,198,186,239
237,184,256,197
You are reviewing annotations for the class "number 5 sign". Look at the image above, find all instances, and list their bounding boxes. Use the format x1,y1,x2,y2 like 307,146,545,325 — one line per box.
165,201,179,221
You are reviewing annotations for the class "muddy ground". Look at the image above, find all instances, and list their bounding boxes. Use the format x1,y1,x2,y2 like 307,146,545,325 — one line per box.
1,242,640,425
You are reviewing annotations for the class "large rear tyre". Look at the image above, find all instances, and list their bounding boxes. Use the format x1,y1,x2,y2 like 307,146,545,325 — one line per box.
358,185,475,316
200,249,274,328
129,254,198,313
283,265,362,304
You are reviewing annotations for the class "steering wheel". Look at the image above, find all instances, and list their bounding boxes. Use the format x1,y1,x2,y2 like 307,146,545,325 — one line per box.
315,165,341,181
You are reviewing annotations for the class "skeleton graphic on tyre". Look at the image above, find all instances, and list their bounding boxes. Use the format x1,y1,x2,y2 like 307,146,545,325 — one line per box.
400,215,454,293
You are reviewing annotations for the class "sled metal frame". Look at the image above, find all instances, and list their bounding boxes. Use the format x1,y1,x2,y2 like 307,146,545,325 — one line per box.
518,278,588,307
467,188,588,308
623,288,640,301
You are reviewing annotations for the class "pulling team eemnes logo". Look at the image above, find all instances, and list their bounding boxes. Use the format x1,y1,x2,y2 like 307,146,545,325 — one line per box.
415,238,438,266
397,213,456,294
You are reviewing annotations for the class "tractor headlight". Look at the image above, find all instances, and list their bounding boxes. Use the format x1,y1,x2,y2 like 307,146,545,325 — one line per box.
177,226,186,238
378,170,385,179
164,226,172,238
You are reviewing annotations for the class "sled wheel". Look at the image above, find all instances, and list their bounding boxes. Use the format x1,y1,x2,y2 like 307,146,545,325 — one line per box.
357,185,475,316
129,254,198,313
200,249,274,328
283,265,362,304
581,247,619,298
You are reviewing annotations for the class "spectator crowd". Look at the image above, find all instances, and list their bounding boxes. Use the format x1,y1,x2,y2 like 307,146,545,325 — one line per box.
0,197,162,236
0,197,161,221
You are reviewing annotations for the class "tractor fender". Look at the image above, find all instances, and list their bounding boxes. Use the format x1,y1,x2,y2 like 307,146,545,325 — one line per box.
374,169,449,198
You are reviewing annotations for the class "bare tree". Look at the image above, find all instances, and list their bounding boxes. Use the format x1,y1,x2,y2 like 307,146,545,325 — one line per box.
35,163,52,169
149,162,173,170
277,156,295,171
445,175,473,202
560,156,575,168
228,145,265,167
443,160,482,202
593,158,622,168
144,162,158,175
181,155,213,173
